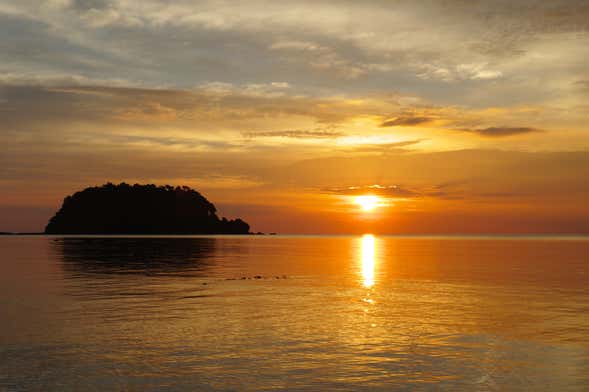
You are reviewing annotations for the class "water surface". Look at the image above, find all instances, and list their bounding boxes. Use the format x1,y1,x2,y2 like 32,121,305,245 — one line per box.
1,235,588,391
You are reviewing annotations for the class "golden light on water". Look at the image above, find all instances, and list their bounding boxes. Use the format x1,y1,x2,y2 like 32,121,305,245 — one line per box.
361,234,376,288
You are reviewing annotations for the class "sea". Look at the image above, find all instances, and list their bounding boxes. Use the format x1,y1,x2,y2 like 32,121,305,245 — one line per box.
1,235,588,391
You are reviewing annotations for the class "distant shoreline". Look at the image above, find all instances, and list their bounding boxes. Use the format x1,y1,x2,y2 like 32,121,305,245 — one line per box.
0,232,45,235
2,233,588,239
0,232,271,236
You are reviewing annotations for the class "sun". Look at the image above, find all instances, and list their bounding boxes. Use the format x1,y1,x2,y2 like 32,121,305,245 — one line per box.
355,195,379,211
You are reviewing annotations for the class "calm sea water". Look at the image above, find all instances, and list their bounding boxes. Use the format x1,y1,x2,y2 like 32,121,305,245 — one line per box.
1,235,588,391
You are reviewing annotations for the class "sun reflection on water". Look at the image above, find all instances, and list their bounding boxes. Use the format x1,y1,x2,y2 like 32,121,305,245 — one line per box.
361,234,376,288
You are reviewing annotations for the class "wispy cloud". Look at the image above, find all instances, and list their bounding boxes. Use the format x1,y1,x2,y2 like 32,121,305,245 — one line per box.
323,184,419,198
348,139,425,153
458,126,542,137
321,182,470,200
574,80,589,91
114,102,177,121
380,116,433,127
242,130,345,139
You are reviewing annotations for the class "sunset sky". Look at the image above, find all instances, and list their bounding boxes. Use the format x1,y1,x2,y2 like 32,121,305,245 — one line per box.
2,0,589,233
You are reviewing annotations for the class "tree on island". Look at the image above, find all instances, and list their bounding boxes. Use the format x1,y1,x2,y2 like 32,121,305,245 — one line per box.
45,183,250,234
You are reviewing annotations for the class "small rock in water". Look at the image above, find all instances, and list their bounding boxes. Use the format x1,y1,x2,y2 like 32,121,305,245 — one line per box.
227,275,288,281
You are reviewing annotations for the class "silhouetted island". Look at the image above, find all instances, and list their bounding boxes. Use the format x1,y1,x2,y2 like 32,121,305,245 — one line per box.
45,183,250,234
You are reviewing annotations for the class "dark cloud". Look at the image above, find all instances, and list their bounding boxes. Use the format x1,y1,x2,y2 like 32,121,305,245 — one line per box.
242,130,345,139
380,116,432,127
460,126,542,137
323,184,419,198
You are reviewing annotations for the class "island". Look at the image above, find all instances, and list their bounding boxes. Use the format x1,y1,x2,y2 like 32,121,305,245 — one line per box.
44,183,250,234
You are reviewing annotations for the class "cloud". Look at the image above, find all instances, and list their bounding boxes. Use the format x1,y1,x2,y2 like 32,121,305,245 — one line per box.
96,134,243,151
0,83,412,132
1,0,588,110
415,63,503,82
70,0,111,12
380,116,433,127
459,126,542,137
574,80,589,91
197,81,292,97
322,184,420,198
242,130,345,139
269,40,323,52
349,139,424,153
269,38,368,79
322,182,461,200
115,102,177,121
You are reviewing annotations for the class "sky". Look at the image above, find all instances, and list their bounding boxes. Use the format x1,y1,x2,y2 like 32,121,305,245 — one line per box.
1,0,589,233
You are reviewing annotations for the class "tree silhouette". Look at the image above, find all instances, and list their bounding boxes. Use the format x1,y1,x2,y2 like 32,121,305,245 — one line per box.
45,183,250,234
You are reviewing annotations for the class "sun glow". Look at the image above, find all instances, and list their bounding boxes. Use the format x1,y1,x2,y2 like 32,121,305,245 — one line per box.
355,195,379,211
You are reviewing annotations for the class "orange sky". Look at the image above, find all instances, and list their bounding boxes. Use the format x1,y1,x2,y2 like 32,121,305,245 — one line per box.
1,1,589,233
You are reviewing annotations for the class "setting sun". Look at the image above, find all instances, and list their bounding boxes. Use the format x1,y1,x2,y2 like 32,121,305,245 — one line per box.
355,195,379,211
